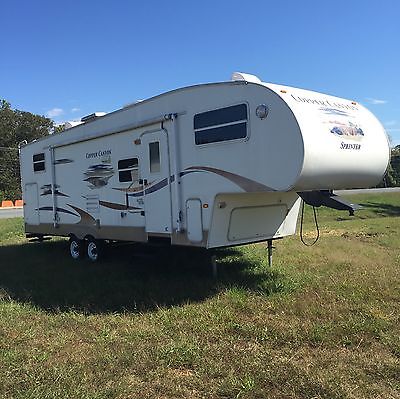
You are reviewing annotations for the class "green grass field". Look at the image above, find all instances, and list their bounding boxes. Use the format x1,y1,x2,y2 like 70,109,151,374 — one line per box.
0,193,399,399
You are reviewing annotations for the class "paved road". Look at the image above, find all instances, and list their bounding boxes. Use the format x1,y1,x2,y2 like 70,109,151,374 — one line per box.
0,208,23,219
335,187,400,195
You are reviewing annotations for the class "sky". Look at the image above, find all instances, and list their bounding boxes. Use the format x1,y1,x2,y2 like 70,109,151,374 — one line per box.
1,0,399,145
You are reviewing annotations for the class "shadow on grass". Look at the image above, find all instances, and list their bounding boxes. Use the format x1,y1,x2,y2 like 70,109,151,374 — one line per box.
358,201,400,217
0,240,284,314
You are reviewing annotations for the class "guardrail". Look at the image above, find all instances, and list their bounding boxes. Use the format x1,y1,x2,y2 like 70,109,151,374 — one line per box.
1,200,23,208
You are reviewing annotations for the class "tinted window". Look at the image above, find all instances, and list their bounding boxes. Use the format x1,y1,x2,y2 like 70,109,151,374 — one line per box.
33,153,45,162
194,104,247,130
194,104,248,145
149,142,160,173
118,157,138,183
33,162,45,172
119,170,134,182
195,122,247,145
33,153,45,172
118,158,138,170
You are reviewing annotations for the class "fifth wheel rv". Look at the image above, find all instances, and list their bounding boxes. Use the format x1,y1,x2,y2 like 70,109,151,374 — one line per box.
19,72,390,261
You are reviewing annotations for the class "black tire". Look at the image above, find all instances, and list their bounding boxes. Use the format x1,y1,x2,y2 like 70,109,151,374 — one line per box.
86,237,102,262
69,236,84,260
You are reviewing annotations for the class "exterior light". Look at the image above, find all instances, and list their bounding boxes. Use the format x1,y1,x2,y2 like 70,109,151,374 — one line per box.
256,104,269,119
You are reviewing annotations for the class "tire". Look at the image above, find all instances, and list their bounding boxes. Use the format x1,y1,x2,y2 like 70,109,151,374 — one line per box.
69,236,84,260
86,238,102,262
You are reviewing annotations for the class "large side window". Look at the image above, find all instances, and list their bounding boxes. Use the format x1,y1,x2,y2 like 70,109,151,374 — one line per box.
33,153,45,172
118,157,139,182
194,104,248,145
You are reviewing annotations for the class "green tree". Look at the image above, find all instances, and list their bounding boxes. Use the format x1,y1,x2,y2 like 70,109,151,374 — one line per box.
380,145,400,187
0,100,54,200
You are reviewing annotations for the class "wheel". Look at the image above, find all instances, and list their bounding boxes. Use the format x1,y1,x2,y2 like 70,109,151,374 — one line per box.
69,236,84,260
86,238,102,262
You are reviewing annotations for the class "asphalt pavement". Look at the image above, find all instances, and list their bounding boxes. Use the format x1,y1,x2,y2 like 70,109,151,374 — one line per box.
0,208,23,219
335,187,400,195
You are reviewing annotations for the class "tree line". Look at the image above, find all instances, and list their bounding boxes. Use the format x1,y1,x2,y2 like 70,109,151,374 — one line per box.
0,100,53,201
0,99,399,201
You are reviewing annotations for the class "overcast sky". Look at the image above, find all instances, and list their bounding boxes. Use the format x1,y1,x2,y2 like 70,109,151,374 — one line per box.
1,0,399,145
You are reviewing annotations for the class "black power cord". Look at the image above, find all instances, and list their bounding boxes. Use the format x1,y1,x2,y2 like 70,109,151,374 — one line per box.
300,200,320,246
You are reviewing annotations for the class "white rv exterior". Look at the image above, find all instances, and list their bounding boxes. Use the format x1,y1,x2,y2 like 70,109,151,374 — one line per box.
19,73,390,259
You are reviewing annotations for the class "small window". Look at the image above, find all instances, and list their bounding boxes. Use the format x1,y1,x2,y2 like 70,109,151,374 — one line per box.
194,104,248,145
33,153,45,172
149,142,160,173
118,157,138,182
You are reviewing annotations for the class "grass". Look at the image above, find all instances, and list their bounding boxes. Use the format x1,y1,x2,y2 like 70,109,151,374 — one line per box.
0,192,399,398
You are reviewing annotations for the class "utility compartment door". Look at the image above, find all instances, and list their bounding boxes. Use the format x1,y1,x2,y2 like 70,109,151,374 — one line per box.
140,130,172,234
24,183,40,225
186,199,203,243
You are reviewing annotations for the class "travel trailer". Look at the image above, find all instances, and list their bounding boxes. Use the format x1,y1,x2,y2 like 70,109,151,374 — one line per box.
19,72,390,261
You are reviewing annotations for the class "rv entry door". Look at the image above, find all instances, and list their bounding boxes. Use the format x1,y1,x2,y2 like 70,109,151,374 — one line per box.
24,183,40,225
140,130,172,235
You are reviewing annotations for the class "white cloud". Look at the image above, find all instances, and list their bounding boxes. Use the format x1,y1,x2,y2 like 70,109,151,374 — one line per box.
46,108,64,118
71,107,80,113
365,97,387,105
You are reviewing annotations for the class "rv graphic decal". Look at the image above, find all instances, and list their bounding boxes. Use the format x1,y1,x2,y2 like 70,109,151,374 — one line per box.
67,204,97,225
99,200,142,211
330,121,364,139
340,142,361,150
84,164,115,189
40,184,69,197
38,206,78,217
112,180,154,193
291,94,358,111
120,167,275,198
86,149,112,159
319,107,351,117
54,159,74,165
126,178,169,198
184,166,275,192
39,166,276,227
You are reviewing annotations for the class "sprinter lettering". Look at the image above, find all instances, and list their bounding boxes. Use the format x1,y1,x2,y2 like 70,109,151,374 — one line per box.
340,142,361,150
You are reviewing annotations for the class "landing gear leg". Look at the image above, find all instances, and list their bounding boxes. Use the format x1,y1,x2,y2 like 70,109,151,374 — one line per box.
267,239,273,267
210,252,217,278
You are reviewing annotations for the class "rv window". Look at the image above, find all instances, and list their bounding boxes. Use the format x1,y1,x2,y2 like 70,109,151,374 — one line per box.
194,104,247,130
118,157,139,182
194,104,248,145
33,153,45,172
149,142,160,173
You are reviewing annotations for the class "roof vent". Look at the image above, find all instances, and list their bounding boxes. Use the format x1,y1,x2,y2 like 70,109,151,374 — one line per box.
64,120,83,130
231,72,262,84
81,112,106,123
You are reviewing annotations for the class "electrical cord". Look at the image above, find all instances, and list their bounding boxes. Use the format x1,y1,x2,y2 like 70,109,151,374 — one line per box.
300,200,320,246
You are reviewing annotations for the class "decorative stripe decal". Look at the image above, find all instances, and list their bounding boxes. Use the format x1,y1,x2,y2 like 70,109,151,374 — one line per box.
99,200,142,211
112,180,154,193
38,207,78,217
185,166,275,192
40,191,69,197
128,178,169,198
54,159,74,165
114,166,274,198
67,204,97,225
